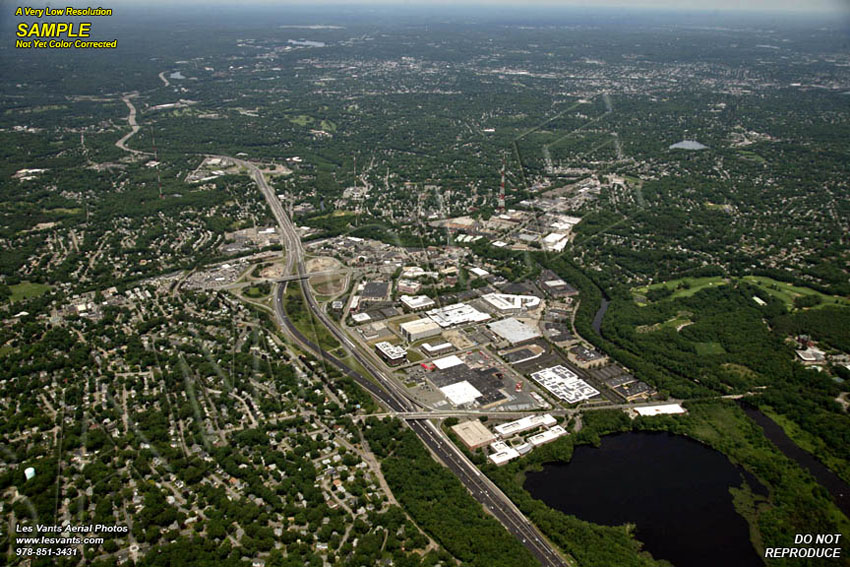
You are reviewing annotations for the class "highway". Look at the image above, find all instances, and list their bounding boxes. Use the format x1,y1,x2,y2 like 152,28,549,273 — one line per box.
224,155,569,567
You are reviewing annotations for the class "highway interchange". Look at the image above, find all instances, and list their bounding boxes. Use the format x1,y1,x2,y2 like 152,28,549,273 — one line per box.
223,155,570,567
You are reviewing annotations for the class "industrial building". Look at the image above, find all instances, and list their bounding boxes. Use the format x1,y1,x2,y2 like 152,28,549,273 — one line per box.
487,317,542,345
400,294,436,312
481,293,541,314
375,341,407,366
494,414,557,437
400,318,443,342
451,420,497,450
426,303,490,328
530,365,600,404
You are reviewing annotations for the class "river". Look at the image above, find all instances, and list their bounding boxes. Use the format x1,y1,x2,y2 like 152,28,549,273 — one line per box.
738,403,850,518
591,297,609,334
525,432,763,567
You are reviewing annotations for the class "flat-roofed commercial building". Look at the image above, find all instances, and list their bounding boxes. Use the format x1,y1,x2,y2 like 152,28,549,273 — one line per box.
400,294,436,312
487,317,542,345
530,365,599,404
375,341,407,366
432,354,464,370
421,342,453,356
451,419,496,450
481,293,541,314
440,380,482,406
400,318,442,342
528,425,568,447
494,414,557,437
426,303,490,328
633,404,686,417
397,279,422,294
488,441,520,466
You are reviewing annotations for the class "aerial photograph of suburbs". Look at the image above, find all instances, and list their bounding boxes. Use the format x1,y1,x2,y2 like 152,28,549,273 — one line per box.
1,0,849,566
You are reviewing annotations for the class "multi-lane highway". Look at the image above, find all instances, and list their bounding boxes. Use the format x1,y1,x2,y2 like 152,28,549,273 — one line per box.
224,155,569,567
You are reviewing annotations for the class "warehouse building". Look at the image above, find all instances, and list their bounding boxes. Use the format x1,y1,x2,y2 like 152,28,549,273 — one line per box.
440,381,483,406
451,420,497,450
400,318,443,342
487,317,542,345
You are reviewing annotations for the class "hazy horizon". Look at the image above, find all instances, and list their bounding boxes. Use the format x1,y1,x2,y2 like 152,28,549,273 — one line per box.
97,0,850,15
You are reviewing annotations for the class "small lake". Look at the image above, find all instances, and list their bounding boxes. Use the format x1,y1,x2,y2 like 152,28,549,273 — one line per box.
525,432,762,567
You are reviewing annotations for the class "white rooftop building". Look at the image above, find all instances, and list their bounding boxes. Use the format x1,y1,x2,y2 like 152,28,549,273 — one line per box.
528,425,568,446
351,312,371,323
487,317,542,345
400,318,443,342
432,354,464,370
426,303,490,328
530,365,599,404
375,341,407,366
633,404,687,417
440,381,482,406
494,414,557,437
422,342,453,355
542,232,569,252
489,441,520,466
481,293,541,314
400,294,436,312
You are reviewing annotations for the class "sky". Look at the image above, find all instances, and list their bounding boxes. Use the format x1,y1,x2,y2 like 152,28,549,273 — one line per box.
105,0,848,14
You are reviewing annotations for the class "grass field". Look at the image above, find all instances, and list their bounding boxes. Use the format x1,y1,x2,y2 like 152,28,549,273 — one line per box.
288,114,313,126
8,281,51,302
633,275,850,310
740,276,850,309
695,342,726,355
636,315,693,334
633,276,726,301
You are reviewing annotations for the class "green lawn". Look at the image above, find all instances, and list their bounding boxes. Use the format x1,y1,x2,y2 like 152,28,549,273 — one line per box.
633,276,726,300
633,275,849,310
695,342,726,355
8,281,51,302
288,114,313,127
740,276,850,309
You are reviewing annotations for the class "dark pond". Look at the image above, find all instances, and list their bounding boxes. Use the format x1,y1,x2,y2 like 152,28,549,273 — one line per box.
525,432,763,567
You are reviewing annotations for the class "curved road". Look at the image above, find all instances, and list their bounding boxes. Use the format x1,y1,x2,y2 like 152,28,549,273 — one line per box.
116,93,151,155
225,155,569,567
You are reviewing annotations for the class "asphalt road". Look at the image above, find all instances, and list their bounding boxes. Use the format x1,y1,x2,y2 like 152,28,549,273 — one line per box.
227,155,569,567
